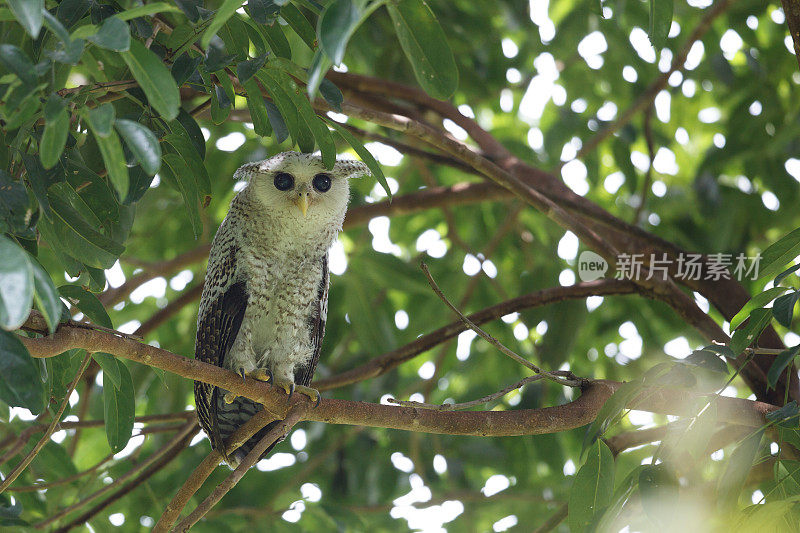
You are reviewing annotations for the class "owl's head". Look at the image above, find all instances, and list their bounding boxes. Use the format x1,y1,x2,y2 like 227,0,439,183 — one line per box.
234,152,369,226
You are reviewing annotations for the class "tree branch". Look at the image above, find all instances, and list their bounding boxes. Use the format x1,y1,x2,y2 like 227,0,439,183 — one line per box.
173,406,308,532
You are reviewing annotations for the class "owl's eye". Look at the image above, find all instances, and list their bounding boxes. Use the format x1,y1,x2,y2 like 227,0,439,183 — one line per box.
312,173,332,192
273,172,294,191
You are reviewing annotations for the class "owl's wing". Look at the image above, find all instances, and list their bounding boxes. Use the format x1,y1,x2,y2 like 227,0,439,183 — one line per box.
194,281,248,452
295,255,329,387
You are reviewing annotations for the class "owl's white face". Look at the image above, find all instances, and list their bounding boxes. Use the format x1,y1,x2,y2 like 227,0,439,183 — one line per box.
235,152,368,232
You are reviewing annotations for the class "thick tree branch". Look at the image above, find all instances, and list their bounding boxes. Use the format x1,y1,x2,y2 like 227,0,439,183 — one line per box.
17,322,776,437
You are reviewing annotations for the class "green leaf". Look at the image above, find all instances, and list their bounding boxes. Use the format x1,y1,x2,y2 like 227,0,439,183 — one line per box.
568,440,615,533
647,0,673,50
103,360,135,453
171,53,202,87
701,344,735,359
278,75,336,167
90,126,129,197
717,429,763,508
121,40,181,120
34,441,78,479
639,464,679,528
320,78,343,112
201,0,245,49
243,78,272,136
93,352,122,389
40,95,70,169
257,70,309,150
758,228,800,281
773,292,800,328
160,153,203,237
31,260,63,334
264,99,289,143
0,170,33,235
39,198,123,270
386,0,458,99
325,118,390,197
115,119,161,176
117,2,181,21
87,16,130,51
58,285,112,328
261,19,292,59
0,44,37,84
0,330,44,413
729,308,772,355
237,54,267,84
42,10,70,44
318,0,360,65
0,235,34,331
775,264,800,286
730,286,791,330
280,3,316,50
680,349,729,374
8,0,43,38
307,47,332,99
248,0,280,23
175,108,207,160
162,132,211,195
23,154,64,217
768,345,800,390
87,103,116,138
767,401,800,428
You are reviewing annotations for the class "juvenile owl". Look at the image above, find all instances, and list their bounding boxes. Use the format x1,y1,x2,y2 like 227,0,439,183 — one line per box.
194,152,369,468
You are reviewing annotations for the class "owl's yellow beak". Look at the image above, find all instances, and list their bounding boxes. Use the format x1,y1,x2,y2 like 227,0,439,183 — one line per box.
294,193,310,217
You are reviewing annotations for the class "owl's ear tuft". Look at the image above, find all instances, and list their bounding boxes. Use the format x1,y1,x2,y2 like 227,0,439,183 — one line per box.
334,159,371,180
233,163,259,182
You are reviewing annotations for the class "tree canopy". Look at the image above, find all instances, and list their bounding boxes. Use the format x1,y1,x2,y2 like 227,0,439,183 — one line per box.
2,0,800,531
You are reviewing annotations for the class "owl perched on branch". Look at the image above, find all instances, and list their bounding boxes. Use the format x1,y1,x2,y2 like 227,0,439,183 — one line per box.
194,152,369,468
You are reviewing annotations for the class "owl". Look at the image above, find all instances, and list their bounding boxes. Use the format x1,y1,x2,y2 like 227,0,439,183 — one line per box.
194,151,369,468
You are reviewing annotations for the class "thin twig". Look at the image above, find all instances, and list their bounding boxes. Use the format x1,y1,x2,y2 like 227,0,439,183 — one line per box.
154,406,286,532
34,422,198,529
7,453,115,492
173,405,308,532
389,374,550,411
632,106,654,226
419,262,581,387
0,352,92,494
51,423,198,533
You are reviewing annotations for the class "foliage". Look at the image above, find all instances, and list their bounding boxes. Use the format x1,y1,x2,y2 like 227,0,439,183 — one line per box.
1,0,800,531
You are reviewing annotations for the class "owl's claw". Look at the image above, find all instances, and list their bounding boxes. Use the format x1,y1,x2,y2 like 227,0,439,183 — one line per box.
238,368,246,381
294,384,321,407
267,379,320,406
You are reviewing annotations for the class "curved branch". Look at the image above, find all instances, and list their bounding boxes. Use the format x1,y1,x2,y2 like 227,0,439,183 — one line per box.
17,322,775,437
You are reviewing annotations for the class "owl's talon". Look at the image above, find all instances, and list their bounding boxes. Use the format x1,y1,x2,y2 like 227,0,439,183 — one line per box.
268,378,297,398
238,368,246,382
247,368,273,383
294,385,321,407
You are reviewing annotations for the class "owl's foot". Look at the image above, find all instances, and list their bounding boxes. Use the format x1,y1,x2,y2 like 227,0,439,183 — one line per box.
269,378,321,407
246,368,273,383
222,368,250,403
294,384,321,408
